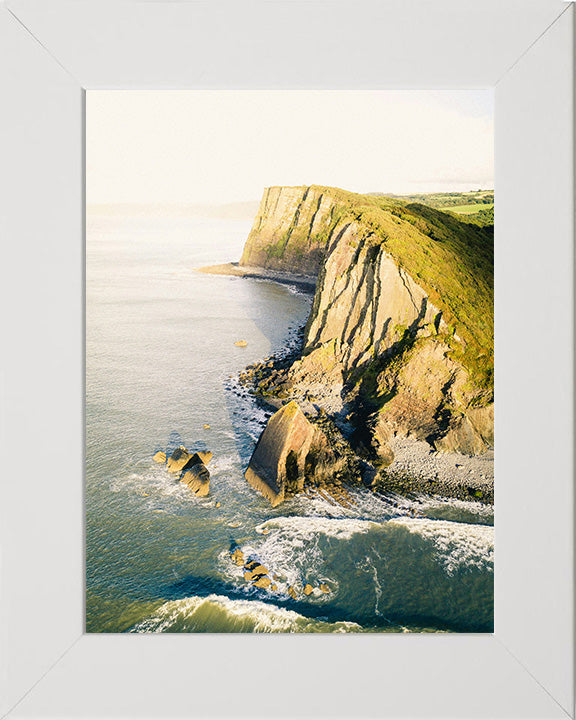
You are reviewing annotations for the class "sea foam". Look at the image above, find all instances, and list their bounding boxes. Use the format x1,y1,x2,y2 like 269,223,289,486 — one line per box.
130,594,362,633
389,517,494,576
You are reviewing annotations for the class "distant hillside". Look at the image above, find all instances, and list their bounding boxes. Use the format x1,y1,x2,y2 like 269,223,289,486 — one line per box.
371,190,494,227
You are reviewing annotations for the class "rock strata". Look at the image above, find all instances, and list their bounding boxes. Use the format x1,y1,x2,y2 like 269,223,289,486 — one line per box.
239,185,494,503
240,186,339,276
158,444,213,496
244,400,360,506
166,446,192,474
181,463,210,496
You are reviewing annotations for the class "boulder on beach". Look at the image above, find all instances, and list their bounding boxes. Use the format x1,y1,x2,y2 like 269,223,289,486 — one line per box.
196,450,213,464
203,424,211,430
181,463,210,496
152,451,166,464
166,446,192,474
234,340,248,347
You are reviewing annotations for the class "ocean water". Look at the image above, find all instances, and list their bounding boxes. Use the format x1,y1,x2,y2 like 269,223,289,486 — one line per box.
86,209,494,634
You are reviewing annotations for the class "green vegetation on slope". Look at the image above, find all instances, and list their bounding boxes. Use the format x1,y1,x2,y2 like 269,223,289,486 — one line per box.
287,185,494,391
450,202,494,214
371,190,494,228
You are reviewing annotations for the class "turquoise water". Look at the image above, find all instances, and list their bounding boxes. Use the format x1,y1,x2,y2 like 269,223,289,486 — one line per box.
86,210,494,633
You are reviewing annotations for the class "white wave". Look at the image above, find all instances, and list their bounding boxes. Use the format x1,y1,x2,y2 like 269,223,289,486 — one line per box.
415,494,494,521
390,517,494,576
218,516,379,596
257,515,377,541
285,487,400,523
109,466,190,501
130,594,362,633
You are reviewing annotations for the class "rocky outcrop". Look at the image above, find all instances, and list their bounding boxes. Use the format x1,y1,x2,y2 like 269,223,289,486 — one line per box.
242,186,493,467
240,186,340,276
181,461,210,497
166,446,193,474
160,446,212,496
304,226,448,373
283,225,493,453
244,400,360,506
239,185,494,504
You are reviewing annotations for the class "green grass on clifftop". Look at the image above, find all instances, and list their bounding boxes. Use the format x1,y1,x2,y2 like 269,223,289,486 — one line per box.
291,185,494,391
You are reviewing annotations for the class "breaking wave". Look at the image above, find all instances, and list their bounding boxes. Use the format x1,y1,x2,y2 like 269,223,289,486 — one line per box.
389,517,494,576
129,594,363,633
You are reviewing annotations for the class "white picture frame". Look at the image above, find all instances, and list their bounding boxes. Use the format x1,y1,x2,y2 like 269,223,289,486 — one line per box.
0,0,573,718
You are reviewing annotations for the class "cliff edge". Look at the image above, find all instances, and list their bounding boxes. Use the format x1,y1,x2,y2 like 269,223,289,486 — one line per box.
240,186,341,276
242,185,494,503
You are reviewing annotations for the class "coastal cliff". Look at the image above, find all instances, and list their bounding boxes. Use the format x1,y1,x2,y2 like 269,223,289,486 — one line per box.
240,186,340,276
241,186,494,503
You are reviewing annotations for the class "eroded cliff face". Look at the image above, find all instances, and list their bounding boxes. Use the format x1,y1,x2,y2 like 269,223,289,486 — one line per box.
242,186,494,503
277,218,493,459
239,186,340,276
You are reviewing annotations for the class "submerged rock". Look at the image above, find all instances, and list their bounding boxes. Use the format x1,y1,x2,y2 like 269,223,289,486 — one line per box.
304,584,313,596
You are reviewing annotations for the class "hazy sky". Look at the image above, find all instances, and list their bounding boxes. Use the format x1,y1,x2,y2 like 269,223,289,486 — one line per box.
87,90,493,205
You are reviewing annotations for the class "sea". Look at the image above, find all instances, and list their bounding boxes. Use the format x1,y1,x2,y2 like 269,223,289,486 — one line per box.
86,208,494,634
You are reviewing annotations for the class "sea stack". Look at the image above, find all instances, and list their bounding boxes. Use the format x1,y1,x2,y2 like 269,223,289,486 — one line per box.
244,400,358,506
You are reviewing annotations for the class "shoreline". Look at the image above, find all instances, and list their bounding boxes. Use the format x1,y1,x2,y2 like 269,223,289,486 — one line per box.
205,262,494,506
380,437,494,504
244,363,495,507
196,262,317,293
